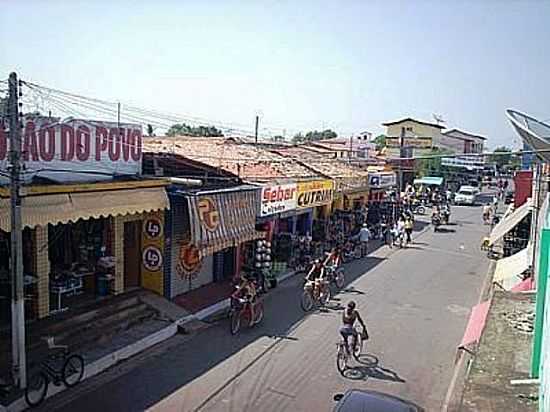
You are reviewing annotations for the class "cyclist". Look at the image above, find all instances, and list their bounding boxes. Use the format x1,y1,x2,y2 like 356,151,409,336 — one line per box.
340,301,368,354
482,204,491,224
234,275,258,326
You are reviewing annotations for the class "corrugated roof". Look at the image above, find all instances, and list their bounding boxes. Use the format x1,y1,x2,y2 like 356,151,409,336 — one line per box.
382,117,445,129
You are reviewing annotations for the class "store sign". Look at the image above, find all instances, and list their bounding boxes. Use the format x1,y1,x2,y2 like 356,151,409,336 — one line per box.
143,217,163,239
369,172,396,189
142,245,163,272
177,243,202,278
296,180,334,209
198,197,220,232
386,137,432,149
260,183,297,216
0,117,142,184
441,156,484,170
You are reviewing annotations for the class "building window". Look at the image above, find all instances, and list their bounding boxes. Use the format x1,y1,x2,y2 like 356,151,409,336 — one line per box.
405,127,413,132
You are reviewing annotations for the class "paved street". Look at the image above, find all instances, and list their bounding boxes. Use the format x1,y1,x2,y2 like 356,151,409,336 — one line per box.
38,204,491,412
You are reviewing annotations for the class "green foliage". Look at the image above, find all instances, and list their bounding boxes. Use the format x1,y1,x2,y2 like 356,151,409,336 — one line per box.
373,134,386,150
0,97,7,118
292,129,338,144
271,135,285,142
166,123,224,137
146,124,155,137
416,147,453,178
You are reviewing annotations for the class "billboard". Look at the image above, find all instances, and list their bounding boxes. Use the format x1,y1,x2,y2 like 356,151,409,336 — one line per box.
0,117,142,183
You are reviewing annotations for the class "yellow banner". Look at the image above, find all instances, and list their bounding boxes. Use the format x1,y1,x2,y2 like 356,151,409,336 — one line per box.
297,180,334,209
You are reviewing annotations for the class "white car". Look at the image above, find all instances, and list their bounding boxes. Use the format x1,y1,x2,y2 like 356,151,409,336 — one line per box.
454,186,478,205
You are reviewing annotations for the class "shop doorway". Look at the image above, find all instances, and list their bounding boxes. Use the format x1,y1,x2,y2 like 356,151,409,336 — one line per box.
124,221,141,289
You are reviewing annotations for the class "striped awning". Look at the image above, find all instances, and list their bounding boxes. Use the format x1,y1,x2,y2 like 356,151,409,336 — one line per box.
187,188,265,256
488,198,532,246
493,247,531,290
0,187,169,232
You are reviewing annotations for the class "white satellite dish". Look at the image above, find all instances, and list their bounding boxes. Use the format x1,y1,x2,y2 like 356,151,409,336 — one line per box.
432,113,445,125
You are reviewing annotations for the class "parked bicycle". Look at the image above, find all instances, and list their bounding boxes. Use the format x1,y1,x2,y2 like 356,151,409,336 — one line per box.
301,278,331,311
25,337,84,407
336,327,365,375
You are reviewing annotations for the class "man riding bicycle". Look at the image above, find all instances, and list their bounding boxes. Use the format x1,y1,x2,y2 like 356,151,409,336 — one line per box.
340,301,368,354
234,275,258,326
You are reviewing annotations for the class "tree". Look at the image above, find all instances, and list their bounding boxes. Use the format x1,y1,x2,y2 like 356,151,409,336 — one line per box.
166,123,224,137
271,135,285,142
373,134,386,150
488,146,515,171
0,97,7,119
416,147,453,178
146,124,155,137
292,129,337,144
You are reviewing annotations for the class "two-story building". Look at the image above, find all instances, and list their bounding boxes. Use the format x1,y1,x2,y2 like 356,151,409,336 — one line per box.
441,129,486,154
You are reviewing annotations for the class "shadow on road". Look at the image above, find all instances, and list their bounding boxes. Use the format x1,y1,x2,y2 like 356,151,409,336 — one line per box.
343,354,406,383
435,227,456,233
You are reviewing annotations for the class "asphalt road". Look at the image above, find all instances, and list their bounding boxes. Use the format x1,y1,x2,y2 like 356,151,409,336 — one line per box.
38,202,492,412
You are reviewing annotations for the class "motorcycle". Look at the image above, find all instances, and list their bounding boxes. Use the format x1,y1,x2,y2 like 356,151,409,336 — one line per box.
342,239,362,262
432,214,442,232
324,262,345,289
393,228,405,248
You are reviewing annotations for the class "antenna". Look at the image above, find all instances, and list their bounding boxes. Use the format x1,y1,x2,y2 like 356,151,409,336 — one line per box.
432,113,445,125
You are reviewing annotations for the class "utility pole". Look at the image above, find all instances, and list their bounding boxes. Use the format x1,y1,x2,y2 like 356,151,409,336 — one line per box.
8,72,26,388
254,115,259,145
398,126,406,198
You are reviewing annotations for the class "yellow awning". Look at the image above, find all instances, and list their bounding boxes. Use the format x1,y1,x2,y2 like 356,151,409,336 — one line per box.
0,187,169,231
493,247,531,290
488,199,532,246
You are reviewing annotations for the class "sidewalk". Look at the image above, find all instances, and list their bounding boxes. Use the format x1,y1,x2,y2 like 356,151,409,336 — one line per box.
0,270,297,412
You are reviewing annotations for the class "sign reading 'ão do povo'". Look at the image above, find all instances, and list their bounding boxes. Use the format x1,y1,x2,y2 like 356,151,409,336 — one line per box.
0,116,142,184
260,183,297,216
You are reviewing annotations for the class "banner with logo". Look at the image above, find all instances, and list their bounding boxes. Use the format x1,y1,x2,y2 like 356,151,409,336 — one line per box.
296,180,334,209
187,187,265,255
260,183,297,216
140,212,165,295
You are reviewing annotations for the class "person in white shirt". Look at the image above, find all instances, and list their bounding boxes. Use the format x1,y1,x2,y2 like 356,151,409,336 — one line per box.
358,224,371,257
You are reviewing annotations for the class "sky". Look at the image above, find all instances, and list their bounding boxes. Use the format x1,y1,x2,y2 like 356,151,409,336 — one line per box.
1,0,549,148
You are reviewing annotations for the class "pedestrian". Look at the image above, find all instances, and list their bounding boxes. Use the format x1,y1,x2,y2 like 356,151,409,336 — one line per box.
358,223,371,257
404,217,413,244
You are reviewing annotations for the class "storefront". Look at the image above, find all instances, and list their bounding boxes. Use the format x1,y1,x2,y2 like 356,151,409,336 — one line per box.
0,181,170,320
368,171,396,203
165,185,265,299
296,179,334,243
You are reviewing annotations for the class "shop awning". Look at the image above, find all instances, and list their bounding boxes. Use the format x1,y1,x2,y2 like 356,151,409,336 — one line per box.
459,300,491,350
0,187,170,231
488,199,532,246
187,188,266,256
511,277,535,293
413,176,443,186
493,247,531,290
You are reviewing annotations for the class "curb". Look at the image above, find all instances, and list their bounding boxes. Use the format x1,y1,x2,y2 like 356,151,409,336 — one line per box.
0,269,299,411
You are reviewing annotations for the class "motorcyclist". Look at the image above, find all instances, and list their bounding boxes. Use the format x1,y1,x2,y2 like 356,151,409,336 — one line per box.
404,216,414,244
340,301,368,354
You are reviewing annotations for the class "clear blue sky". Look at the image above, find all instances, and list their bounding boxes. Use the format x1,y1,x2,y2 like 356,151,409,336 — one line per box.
1,0,549,148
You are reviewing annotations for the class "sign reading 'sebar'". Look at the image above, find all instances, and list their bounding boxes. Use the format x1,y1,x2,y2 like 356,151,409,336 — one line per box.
0,117,142,183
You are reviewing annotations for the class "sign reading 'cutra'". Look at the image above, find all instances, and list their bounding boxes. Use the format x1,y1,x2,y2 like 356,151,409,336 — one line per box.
296,180,334,209
260,183,297,216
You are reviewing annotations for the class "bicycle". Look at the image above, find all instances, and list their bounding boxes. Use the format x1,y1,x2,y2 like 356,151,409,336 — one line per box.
25,337,84,407
229,295,264,335
301,278,331,311
336,328,366,375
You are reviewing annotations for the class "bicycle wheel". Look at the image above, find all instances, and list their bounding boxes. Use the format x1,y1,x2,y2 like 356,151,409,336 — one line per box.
25,372,49,407
62,354,84,387
336,347,347,375
230,310,241,335
319,286,331,306
300,290,314,312
253,301,264,325
353,333,363,360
